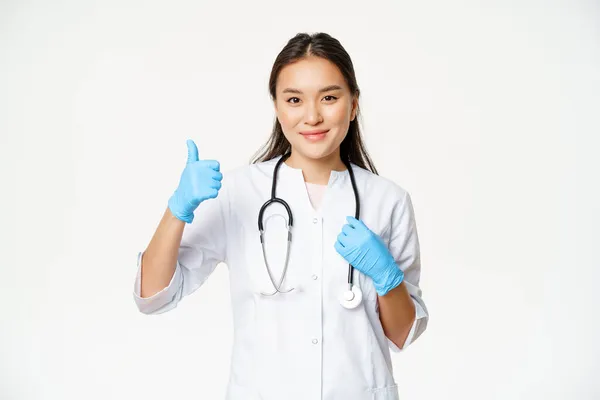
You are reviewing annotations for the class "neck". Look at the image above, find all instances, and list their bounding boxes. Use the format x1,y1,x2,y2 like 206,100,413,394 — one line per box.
284,150,346,185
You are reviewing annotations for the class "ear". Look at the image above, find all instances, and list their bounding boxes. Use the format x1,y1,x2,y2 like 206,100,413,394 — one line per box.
350,96,358,121
273,98,278,112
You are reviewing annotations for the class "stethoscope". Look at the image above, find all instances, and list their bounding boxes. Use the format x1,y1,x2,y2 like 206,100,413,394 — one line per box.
257,152,363,309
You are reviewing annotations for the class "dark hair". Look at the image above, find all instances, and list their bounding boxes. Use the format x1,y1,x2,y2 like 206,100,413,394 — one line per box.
250,32,378,175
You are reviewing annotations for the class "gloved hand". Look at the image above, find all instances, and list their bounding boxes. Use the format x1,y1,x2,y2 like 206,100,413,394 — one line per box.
167,139,222,223
334,216,404,296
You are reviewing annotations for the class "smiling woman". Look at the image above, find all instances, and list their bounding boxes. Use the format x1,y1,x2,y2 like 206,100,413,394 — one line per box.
134,32,428,400
274,56,356,166
251,33,377,185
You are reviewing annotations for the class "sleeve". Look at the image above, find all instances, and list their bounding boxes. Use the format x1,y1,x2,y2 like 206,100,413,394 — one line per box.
385,190,429,352
133,175,231,315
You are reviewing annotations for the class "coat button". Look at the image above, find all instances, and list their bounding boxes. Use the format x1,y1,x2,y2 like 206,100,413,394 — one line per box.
312,274,318,280
312,217,318,224
312,338,319,344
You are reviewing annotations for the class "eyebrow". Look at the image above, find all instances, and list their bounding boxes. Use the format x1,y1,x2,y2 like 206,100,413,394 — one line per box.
282,84,343,94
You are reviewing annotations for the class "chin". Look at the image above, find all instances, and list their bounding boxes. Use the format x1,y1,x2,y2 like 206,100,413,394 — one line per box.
296,146,337,161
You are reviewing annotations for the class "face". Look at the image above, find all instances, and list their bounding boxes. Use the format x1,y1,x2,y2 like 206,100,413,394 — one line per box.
274,56,358,163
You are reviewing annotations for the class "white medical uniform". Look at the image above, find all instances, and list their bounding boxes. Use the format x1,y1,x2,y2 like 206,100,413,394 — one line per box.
133,155,429,400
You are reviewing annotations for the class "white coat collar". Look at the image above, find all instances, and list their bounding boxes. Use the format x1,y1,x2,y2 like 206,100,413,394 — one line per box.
266,154,352,187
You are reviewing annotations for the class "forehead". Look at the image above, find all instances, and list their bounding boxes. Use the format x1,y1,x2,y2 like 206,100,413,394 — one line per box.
276,56,348,92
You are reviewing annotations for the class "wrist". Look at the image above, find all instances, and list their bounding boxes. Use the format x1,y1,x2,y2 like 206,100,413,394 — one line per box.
373,263,404,296
168,193,193,223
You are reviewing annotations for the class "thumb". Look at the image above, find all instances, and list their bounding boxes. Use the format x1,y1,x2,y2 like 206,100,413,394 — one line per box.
186,139,199,164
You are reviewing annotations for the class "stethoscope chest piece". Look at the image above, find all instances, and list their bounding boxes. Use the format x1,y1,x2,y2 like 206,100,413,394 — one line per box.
339,285,363,309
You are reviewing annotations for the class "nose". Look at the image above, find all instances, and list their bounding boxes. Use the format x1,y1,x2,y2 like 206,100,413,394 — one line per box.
304,102,323,125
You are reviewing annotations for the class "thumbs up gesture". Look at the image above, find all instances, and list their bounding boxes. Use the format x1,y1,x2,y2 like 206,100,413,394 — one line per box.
168,139,223,223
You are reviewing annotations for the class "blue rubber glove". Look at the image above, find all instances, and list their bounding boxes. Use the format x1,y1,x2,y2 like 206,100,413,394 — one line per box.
167,139,222,223
334,216,404,296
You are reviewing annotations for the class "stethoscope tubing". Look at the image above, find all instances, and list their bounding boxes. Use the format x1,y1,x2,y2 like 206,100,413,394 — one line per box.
257,152,360,298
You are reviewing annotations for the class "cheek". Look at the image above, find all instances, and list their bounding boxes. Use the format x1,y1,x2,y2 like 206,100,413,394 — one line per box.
277,111,301,143
277,109,301,129
324,104,351,123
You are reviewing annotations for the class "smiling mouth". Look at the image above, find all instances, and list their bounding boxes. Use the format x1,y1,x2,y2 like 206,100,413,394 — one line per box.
300,129,329,135
300,129,329,136
300,130,329,141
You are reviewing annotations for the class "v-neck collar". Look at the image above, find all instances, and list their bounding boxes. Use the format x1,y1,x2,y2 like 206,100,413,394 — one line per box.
266,155,353,217
272,154,350,186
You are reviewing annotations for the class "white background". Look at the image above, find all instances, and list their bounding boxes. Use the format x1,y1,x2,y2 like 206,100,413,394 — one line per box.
1,0,599,399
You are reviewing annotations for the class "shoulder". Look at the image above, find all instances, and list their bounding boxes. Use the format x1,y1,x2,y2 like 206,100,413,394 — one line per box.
222,158,278,182
219,158,279,197
350,163,409,205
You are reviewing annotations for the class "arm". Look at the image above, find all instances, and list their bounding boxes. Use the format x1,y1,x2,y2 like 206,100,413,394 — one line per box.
133,139,226,314
133,195,228,315
335,190,429,351
139,207,185,298
379,190,428,350
377,282,416,348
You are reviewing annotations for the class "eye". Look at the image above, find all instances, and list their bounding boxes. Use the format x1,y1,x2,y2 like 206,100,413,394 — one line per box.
286,95,338,104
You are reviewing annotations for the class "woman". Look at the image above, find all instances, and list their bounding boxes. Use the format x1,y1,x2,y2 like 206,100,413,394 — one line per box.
133,32,428,400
